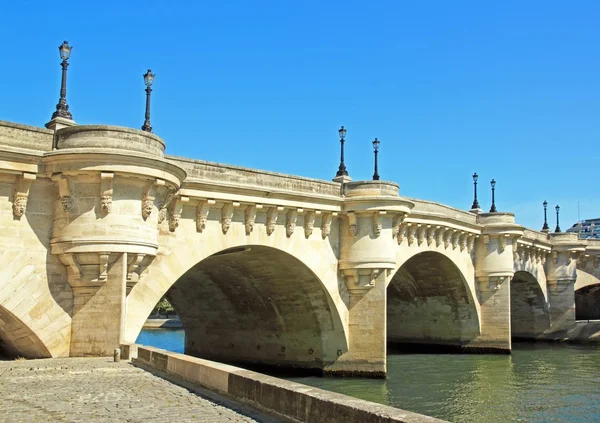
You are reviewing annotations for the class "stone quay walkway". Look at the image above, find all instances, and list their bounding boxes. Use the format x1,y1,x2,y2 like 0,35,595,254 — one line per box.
0,357,277,423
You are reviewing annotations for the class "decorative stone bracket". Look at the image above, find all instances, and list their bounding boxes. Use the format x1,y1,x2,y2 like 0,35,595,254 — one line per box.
57,251,153,291
100,172,114,214
221,202,238,234
168,196,189,232
397,221,477,253
196,199,215,232
321,212,333,239
141,183,154,221
372,211,385,237
286,209,298,237
304,211,315,238
341,267,389,296
12,172,36,218
477,275,510,292
348,212,358,237
513,242,550,265
51,173,75,213
158,186,177,225
57,252,115,288
266,207,281,235
245,204,259,235
391,213,407,239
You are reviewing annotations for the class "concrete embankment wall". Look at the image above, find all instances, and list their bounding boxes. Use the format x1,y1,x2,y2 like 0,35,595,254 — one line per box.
124,344,446,423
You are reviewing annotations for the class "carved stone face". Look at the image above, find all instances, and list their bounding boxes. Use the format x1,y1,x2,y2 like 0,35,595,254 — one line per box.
373,223,382,237
266,222,276,236
61,196,74,213
169,214,180,232
245,220,254,235
321,224,331,239
142,199,153,220
349,224,358,237
196,215,207,232
100,196,112,214
222,218,232,234
157,207,167,224
286,222,296,237
304,223,313,238
12,196,27,217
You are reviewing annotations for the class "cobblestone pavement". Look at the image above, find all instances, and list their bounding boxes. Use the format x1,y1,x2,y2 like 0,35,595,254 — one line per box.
0,357,276,423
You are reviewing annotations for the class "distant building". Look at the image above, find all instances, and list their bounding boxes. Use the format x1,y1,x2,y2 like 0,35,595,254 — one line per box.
567,218,600,239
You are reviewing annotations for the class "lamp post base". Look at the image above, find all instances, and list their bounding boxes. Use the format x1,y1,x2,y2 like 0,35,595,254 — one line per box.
45,116,76,132
469,207,482,215
332,174,352,183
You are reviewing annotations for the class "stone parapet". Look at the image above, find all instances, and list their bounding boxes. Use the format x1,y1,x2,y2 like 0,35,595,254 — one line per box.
0,120,53,151
172,155,342,197
56,125,166,157
132,345,447,423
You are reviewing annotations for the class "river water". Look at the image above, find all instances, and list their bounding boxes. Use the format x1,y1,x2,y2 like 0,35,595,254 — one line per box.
136,329,600,423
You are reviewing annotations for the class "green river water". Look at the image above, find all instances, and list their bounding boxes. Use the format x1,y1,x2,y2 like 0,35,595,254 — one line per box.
136,329,600,423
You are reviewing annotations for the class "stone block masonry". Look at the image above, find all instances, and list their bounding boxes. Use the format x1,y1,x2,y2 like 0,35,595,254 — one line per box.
132,344,448,423
0,357,274,423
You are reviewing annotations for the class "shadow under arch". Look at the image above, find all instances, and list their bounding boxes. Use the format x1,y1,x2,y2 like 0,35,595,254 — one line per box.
510,270,550,339
575,285,600,320
163,245,347,374
0,305,51,358
387,251,480,351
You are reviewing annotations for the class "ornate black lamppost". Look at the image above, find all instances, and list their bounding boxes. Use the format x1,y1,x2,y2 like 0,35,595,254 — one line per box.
541,201,550,232
51,41,73,120
471,173,480,210
372,138,380,181
489,179,497,212
141,69,155,132
336,126,348,177
555,205,561,233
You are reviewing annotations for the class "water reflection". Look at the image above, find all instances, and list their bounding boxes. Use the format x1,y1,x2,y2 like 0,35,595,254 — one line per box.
136,330,600,423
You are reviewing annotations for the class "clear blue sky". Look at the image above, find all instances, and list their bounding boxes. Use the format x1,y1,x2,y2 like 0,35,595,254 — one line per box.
2,1,598,231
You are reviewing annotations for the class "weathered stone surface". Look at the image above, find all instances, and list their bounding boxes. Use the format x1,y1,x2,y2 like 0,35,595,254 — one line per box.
134,345,448,423
0,357,269,422
0,119,599,377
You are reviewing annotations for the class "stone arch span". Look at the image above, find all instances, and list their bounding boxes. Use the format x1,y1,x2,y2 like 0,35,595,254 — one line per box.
575,270,600,320
164,245,347,371
510,271,550,339
125,219,348,372
0,249,72,359
0,305,51,358
387,251,480,350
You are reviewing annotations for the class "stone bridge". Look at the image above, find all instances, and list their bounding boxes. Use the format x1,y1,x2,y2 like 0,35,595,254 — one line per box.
1,120,599,377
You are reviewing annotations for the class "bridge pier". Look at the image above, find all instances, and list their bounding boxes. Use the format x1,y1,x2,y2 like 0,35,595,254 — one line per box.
66,253,127,356
326,182,411,376
543,233,585,338
471,213,523,352
325,270,388,377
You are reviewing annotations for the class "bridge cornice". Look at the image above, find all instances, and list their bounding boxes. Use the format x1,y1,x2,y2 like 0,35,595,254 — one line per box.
41,150,187,187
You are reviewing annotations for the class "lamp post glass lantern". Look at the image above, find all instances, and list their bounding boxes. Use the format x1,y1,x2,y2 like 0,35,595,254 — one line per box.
372,138,380,181
51,41,73,120
336,126,348,177
141,69,155,132
555,205,561,233
471,172,480,209
489,179,497,212
542,201,550,231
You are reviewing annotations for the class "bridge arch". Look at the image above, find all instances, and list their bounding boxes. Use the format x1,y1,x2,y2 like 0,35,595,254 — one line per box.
575,270,600,320
510,271,550,339
387,250,480,350
125,218,347,372
0,305,51,358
